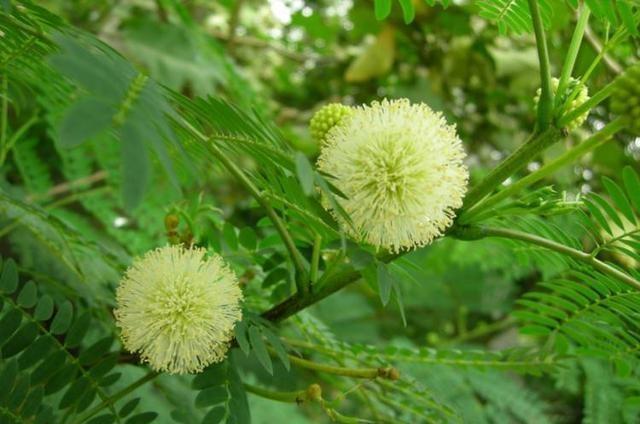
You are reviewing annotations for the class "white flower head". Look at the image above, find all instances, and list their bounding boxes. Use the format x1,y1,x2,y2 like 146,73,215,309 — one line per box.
115,245,243,374
317,98,468,253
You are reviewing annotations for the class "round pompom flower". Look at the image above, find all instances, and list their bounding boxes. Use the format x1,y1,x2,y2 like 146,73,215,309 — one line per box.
317,98,468,252
611,64,640,134
535,77,590,131
310,103,353,145
115,245,243,374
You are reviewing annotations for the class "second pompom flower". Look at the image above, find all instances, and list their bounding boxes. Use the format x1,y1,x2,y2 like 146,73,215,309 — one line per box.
115,245,243,374
316,98,468,253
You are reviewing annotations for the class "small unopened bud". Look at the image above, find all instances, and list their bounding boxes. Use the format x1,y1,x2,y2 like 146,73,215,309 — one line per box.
164,214,179,231
388,367,400,380
306,384,322,402
377,367,400,380
535,77,589,131
309,103,353,145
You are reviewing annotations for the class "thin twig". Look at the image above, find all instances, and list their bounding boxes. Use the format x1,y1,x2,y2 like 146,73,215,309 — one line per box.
528,0,554,130
287,352,398,380
584,24,623,75
463,226,640,291
464,118,625,221
25,170,109,203
179,118,309,293
72,371,158,424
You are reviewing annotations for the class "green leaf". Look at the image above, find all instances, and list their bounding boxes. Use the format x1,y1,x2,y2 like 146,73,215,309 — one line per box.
0,309,22,347
234,321,250,356
88,354,118,380
17,280,38,308
617,0,639,36
31,351,67,384
0,258,19,294
126,412,158,424
294,152,315,196
238,227,257,251
65,312,92,348
201,407,225,424
195,386,228,408
477,0,553,35
19,336,55,369
121,121,150,210
8,376,30,410
374,0,393,20
79,337,113,365
119,399,141,418
87,415,117,424
45,363,78,395
602,177,635,224
59,376,90,409
2,322,39,358
248,326,273,375
591,193,624,230
192,362,228,390
0,358,18,391
262,268,289,289
263,328,290,371
377,262,394,306
584,198,612,235
21,386,44,418
393,282,407,327
57,97,113,148
398,0,416,23
223,223,238,251
34,295,54,321
50,301,73,335
623,167,640,212
227,360,251,424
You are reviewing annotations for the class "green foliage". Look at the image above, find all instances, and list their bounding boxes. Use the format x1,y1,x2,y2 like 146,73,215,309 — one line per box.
476,0,640,36
0,257,157,423
1,0,640,422
186,360,250,424
516,268,640,358
477,0,553,34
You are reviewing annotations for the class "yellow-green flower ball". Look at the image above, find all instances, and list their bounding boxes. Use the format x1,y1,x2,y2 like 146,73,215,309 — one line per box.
115,245,243,374
309,103,353,145
317,98,469,253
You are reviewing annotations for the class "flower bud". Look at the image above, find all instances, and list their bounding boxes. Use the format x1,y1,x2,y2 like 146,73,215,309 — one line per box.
309,103,353,145
535,77,589,131
164,214,179,231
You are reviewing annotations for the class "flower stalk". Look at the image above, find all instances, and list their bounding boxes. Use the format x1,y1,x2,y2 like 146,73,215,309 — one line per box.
243,383,313,403
73,372,158,424
459,127,562,216
556,5,591,107
455,225,640,291
287,353,399,380
528,0,554,130
180,118,309,294
464,118,626,221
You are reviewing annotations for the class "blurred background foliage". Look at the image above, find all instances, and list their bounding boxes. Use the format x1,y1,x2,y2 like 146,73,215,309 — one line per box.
1,0,640,423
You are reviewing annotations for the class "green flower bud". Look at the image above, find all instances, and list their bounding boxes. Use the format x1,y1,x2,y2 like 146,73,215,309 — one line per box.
164,214,179,231
309,103,353,145
535,77,590,131
611,64,640,133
